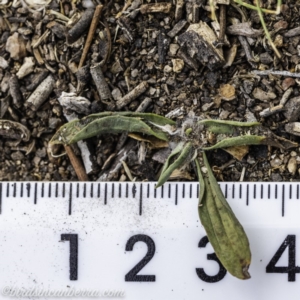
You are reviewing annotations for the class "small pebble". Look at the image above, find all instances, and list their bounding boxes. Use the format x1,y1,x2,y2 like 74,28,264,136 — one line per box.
131,69,139,78
259,52,273,64
282,77,295,90
252,88,276,101
273,20,288,30
270,157,282,168
172,58,184,73
164,65,173,73
11,151,25,161
283,96,300,121
288,157,297,175
169,44,179,55
112,88,122,101
243,80,254,94
271,173,282,181
5,32,27,60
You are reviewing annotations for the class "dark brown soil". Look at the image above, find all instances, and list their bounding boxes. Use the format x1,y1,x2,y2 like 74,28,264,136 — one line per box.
1,0,300,183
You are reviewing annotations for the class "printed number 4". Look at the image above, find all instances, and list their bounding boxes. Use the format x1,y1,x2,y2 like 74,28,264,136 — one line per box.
266,235,300,281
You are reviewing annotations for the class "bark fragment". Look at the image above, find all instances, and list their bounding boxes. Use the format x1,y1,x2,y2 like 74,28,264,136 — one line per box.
178,22,225,70
67,8,95,44
25,75,55,111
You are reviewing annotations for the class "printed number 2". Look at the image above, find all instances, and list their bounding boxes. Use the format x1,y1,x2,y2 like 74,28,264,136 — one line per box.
266,235,300,281
196,236,227,283
125,234,156,282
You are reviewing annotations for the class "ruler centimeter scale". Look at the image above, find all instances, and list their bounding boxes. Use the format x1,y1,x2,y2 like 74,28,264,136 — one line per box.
1,182,300,300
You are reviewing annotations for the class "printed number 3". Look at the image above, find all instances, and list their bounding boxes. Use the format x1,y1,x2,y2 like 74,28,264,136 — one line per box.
196,236,227,283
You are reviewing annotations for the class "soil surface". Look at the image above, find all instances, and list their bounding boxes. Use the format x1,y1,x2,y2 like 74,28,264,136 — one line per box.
1,0,300,183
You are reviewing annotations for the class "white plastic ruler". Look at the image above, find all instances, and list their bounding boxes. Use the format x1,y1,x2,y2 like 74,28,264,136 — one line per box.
0,181,300,300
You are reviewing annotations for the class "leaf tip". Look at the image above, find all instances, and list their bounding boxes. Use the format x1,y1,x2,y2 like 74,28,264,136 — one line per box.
242,265,251,280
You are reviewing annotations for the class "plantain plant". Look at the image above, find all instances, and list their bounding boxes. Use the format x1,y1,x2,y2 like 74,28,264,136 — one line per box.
51,112,297,280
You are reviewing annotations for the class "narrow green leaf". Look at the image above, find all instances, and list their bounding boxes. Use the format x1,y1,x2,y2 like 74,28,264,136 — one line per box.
202,135,265,150
198,119,260,135
80,112,176,126
50,116,169,145
50,112,174,145
156,142,193,188
159,142,185,178
198,152,251,280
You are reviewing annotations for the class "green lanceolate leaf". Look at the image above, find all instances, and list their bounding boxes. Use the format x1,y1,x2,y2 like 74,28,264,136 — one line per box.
202,135,265,150
159,141,185,177
198,119,260,135
198,152,251,280
50,112,174,145
156,142,193,188
50,116,169,145
79,112,175,127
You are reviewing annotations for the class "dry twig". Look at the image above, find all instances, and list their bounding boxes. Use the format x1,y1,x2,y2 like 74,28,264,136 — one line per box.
78,5,103,69
64,145,89,181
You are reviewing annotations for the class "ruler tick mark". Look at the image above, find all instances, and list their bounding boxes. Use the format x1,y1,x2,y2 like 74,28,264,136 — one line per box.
161,185,164,198
63,183,65,198
225,184,228,198
97,183,100,198
197,183,199,198
41,183,44,198
132,184,136,198
139,184,143,216
298,185,300,200
104,183,107,204
253,185,256,199
83,183,86,198
289,184,292,199
147,184,149,198
34,183,37,204
175,184,178,205
112,183,115,198
126,183,128,198
268,184,270,199
6,183,9,198
69,183,72,215
282,185,285,217
13,183,16,197
20,183,23,198
246,184,249,206
76,183,79,198
90,183,93,198
48,183,51,197
190,184,192,198
26,183,30,197
154,185,156,198
55,183,58,198
118,183,121,198
275,184,278,199
182,184,185,198
239,184,242,199
168,184,171,198
261,184,263,199
232,184,235,199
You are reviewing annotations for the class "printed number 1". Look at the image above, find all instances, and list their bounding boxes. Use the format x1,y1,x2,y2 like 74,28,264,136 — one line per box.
61,234,78,281
266,235,300,281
